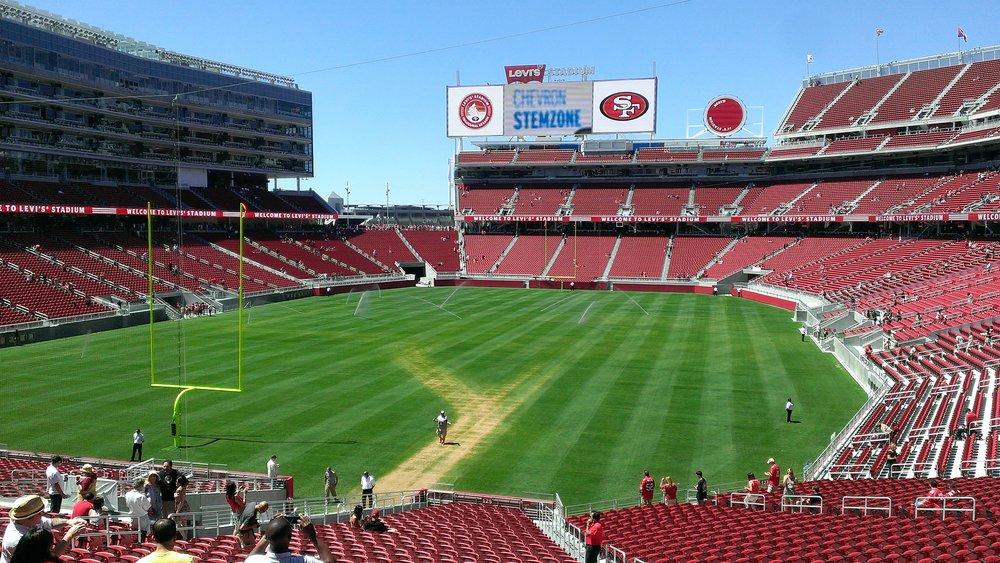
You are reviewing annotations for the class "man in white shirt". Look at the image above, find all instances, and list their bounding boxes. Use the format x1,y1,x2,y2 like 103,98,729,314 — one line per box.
267,455,279,488
132,428,145,461
45,455,66,513
786,398,794,423
125,478,153,542
799,326,807,342
245,514,335,563
361,471,375,509
1,495,84,563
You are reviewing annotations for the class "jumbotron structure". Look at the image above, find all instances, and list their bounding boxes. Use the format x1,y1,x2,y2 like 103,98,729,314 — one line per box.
3,0,1000,559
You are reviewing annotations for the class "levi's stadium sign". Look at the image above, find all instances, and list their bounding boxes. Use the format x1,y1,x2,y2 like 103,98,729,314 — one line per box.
505,64,546,84
704,95,746,137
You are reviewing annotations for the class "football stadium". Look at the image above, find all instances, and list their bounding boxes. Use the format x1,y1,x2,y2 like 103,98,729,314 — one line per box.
2,0,1000,561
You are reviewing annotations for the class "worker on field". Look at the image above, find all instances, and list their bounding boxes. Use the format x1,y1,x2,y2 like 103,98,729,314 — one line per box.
436,410,449,444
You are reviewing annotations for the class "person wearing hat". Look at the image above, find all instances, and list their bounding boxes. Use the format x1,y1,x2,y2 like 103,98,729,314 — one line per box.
1,495,86,563
76,464,97,500
435,410,449,445
766,458,780,493
245,514,335,563
323,467,338,501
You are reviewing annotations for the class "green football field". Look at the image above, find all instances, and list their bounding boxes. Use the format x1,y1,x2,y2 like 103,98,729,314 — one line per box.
0,287,865,505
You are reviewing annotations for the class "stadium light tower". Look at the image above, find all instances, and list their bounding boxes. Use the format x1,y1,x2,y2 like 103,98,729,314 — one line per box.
385,182,391,224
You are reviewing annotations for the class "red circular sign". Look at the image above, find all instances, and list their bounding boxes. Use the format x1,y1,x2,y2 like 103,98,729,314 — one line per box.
599,92,649,121
458,93,493,129
704,96,746,136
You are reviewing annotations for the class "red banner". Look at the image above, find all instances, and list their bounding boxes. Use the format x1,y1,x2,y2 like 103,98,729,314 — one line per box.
0,203,337,221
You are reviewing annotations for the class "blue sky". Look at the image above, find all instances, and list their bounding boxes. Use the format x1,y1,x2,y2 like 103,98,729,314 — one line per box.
23,0,1000,206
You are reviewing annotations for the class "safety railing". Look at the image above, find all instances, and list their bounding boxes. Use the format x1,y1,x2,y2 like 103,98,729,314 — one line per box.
914,496,976,520
804,384,888,480
728,492,767,511
780,494,823,513
841,495,892,517
172,489,427,538
602,543,629,563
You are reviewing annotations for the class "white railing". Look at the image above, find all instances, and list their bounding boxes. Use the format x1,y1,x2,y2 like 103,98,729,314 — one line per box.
171,489,427,538
781,494,823,513
841,495,892,516
914,496,976,520
805,388,888,479
0,319,44,332
728,492,767,510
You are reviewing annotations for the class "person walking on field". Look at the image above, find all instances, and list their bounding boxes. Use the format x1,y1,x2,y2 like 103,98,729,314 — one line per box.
131,428,145,462
435,410,449,445
639,470,655,506
799,325,807,342
324,467,339,501
786,398,794,423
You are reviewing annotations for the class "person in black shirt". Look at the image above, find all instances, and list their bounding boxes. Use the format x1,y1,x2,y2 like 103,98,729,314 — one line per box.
695,471,708,505
157,460,180,517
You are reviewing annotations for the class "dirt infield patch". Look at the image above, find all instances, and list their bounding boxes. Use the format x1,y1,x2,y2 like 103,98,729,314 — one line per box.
376,345,550,492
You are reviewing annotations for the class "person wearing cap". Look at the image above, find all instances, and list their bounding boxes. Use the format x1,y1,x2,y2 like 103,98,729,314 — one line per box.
136,518,196,563
237,501,269,549
1,495,86,563
435,410,449,444
77,464,97,500
323,467,338,501
245,514,335,563
44,456,66,513
360,471,375,509
766,458,780,493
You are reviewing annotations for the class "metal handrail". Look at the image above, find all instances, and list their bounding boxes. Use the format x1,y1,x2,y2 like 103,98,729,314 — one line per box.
914,495,976,520
728,492,767,510
781,494,823,513
842,495,892,516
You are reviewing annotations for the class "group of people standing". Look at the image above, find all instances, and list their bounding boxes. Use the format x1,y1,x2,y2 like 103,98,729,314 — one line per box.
123,460,189,542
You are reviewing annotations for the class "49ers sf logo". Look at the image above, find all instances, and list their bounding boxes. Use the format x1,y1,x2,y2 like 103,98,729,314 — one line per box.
600,92,649,121
458,93,493,129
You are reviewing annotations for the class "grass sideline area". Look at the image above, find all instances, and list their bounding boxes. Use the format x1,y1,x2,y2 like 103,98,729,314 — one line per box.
0,287,865,504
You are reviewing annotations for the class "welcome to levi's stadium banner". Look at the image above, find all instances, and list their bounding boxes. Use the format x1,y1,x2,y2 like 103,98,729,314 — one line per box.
0,203,337,220
447,78,656,137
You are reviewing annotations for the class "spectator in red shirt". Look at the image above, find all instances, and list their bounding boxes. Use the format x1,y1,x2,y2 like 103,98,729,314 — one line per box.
584,511,603,563
965,409,979,439
639,470,655,506
766,458,780,493
659,476,678,506
743,472,763,508
919,479,945,509
76,465,97,501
